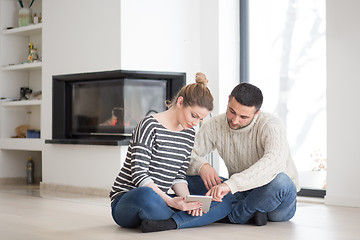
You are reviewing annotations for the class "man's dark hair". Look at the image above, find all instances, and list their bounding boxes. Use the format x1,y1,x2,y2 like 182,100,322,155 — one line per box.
230,83,263,111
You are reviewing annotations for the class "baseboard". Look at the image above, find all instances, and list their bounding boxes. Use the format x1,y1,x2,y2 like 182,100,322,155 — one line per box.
0,177,41,185
325,195,360,208
40,182,109,197
0,177,25,184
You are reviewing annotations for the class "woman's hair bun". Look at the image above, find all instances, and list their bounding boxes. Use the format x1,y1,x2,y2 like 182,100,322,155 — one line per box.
195,72,208,86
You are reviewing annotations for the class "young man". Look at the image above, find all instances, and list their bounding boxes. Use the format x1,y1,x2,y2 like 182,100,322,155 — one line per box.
187,82,300,226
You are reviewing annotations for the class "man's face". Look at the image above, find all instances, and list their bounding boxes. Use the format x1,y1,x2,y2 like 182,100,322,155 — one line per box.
226,97,259,130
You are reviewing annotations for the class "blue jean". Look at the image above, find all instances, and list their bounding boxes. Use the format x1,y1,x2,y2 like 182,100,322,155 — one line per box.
111,186,234,229
186,173,297,224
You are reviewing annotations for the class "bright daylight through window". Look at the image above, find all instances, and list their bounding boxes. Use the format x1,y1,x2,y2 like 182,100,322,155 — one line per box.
249,0,326,190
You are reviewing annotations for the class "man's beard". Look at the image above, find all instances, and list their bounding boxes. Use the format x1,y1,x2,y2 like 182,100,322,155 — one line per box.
227,117,253,130
227,118,242,130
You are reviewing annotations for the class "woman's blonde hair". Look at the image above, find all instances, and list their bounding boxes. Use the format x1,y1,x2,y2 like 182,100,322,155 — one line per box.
167,72,214,111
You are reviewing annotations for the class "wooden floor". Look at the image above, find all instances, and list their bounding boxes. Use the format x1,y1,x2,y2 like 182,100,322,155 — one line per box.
0,184,359,240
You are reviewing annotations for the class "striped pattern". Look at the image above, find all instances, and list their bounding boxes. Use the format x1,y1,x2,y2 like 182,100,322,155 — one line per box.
110,116,195,202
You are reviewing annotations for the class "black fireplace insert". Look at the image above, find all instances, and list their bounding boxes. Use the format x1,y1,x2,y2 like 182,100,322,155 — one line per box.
45,70,186,145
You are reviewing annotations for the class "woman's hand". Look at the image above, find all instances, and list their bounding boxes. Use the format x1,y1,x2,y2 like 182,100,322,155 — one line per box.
167,196,202,211
187,208,204,216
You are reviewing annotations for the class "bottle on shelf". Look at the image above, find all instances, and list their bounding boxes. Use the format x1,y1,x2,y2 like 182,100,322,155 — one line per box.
26,156,35,184
33,13,38,24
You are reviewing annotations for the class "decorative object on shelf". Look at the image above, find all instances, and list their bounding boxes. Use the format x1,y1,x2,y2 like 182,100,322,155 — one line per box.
32,12,42,24
27,42,39,63
0,97,16,102
13,124,30,138
20,87,32,100
26,90,42,101
26,129,40,138
28,49,39,62
30,90,42,100
19,7,32,26
18,0,35,27
33,13,38,24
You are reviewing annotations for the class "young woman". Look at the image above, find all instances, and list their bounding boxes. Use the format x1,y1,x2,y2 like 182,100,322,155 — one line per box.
110,72,234,232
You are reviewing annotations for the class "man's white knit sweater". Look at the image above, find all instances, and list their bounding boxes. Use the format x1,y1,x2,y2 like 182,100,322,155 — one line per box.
187,111,300,193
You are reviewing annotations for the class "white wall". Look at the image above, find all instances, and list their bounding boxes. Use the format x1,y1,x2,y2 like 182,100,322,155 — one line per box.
120,0,239,114
41,0,239,191
326,0,360,207
42,0,123,190
218,0,240,114
120,0,201,75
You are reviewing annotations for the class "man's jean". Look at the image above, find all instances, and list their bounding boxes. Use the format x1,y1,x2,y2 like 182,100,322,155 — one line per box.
111,186,234,229
186,172,297,224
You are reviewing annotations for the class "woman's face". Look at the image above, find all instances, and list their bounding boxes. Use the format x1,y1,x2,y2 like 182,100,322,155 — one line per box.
177,97,210,129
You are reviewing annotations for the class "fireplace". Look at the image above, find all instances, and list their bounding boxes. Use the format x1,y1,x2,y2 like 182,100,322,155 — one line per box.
45,70,186,145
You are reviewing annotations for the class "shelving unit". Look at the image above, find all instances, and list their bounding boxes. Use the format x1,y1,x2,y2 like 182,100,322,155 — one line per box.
2,99,41,107
0,0,43,182
0,23,42,142
2,23,42,36
1,61,42,71
0,138,43,151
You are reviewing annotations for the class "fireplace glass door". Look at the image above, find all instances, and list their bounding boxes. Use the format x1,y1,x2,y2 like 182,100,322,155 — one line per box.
71,78,167,137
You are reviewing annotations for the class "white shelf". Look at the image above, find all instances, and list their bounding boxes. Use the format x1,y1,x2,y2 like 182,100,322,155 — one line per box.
0,0,43,178
1,62,42,71
2,23,42,36
2,100,42,107
0,138,43,151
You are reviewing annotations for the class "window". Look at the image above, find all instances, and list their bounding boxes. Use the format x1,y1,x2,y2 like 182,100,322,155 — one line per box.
245,0,327,194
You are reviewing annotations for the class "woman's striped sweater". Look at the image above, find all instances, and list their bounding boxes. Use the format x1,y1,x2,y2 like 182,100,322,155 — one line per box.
110,115,195,202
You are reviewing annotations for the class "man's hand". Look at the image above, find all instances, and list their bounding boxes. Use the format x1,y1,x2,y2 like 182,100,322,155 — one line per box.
199,163,223,190
205,183,231,202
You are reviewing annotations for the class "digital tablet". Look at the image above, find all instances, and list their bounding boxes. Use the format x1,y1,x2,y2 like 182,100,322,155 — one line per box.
185,195,213,212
